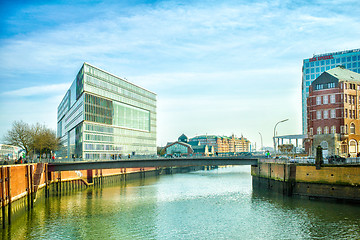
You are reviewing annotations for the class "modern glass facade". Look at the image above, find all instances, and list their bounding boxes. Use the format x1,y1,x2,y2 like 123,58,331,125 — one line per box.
57,63,156,160
302,49,360,134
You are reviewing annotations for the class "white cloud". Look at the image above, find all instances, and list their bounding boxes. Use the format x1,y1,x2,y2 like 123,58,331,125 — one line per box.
2,83,70,97
0,0,360,147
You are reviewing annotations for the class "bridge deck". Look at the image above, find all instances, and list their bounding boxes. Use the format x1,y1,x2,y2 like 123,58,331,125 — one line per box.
48,156,258,172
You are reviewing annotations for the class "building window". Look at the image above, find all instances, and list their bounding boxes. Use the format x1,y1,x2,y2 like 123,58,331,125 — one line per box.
310,128,313,135
328,82,335,88
345,109,348,118
345,94,347,103
317,110,322,119
344,83,347,89
331,126,336,134
324,110,328,119
340,126,344,134
350,110,352,119
349,140,357,154
330,109,336,118
317,127,322,135
324,126,329,134
315,84,323,90
330,94,335,103
346,125,348,134
316,96,321,105
323,95,328,104
350,123,355,134
353,110,356,119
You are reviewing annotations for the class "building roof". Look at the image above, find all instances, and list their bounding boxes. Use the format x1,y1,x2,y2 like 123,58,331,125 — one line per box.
326,66,360,82
178,134,188,142
164,141,192,149
188,141,200,146
83,62,157,95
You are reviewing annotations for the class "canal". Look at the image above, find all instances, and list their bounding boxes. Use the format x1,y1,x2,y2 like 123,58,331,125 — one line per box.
2,166,360,239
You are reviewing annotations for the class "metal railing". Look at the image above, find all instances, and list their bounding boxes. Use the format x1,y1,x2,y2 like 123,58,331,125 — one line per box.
259,157,360,165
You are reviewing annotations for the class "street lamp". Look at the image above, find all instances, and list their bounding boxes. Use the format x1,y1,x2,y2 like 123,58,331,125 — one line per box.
273,119,289,154
258,132,263,153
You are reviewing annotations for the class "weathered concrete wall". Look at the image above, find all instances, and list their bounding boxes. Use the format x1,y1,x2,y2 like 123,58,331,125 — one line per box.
251,162,360,202
251,162,295,182
295,165,360,186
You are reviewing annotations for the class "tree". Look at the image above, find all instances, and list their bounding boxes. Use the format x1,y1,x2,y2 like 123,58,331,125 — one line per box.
3,121,33,156
33,127,60,160
3,121,60,159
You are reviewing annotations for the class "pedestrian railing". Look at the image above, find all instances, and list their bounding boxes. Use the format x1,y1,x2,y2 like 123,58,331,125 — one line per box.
259,157,360,165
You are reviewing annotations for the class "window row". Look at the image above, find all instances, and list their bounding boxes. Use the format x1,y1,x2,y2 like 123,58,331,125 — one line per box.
85,64,155,99
311,126,337,135
345,109,357,119
305,55,360,68
311,123,357,135
344,94,357,105
316,95,336,105
316,109,336,119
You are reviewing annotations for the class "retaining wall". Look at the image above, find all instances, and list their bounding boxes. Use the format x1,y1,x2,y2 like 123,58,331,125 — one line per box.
251,162,360,202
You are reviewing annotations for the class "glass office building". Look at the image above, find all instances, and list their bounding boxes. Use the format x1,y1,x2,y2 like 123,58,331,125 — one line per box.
302,49,360,134
57,63,157,160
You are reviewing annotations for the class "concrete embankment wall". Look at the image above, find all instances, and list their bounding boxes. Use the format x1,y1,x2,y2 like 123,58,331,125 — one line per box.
251,162,360,202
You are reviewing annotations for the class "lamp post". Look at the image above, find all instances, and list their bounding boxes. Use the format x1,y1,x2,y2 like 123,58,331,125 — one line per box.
273,119,289,154
258,132,263,153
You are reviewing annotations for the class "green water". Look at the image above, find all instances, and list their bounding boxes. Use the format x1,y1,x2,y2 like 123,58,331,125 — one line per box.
2,166,360,239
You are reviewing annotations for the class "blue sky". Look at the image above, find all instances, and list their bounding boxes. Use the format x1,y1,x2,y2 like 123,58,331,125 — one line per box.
0,0,359,148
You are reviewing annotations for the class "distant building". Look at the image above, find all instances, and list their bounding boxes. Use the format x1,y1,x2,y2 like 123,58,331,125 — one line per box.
189,135,250,154
302,49,360,134
306,66,360,157
57,63,157,160
178,134,188,143
163,142,193,156
0,144,22,161
162,134,214,156
188,140,214,156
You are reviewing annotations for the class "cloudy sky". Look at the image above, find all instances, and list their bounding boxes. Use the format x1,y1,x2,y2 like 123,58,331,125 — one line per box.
0,0,359,148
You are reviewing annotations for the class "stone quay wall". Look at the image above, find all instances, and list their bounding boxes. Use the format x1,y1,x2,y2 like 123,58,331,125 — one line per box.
251,162,360,202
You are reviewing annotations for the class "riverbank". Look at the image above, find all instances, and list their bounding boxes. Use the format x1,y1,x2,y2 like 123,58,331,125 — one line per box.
251,162,360,203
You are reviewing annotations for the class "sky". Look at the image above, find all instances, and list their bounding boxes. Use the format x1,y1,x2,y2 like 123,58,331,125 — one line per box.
0,0,359,149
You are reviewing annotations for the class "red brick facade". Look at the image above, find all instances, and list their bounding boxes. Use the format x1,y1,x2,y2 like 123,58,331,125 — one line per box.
307,67,360,157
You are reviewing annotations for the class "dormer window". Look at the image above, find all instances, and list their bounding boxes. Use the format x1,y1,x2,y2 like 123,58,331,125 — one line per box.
315,84,323,90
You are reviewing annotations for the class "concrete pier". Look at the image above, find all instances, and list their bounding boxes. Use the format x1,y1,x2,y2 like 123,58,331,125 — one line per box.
251,162,360,202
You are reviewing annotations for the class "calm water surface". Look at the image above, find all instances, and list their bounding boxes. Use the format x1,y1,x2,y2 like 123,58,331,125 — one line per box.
2,166,360,239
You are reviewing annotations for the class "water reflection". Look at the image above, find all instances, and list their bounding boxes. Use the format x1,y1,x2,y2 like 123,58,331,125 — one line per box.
1,166,360,239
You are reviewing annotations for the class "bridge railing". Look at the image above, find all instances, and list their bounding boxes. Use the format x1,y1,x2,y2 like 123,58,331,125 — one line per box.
259,157,360,165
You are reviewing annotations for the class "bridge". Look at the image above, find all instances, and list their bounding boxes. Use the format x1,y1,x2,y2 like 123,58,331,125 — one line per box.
47,156,258,172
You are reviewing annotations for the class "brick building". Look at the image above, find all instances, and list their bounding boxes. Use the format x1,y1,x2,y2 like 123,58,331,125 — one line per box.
307,66,360,157
189,134,250,154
